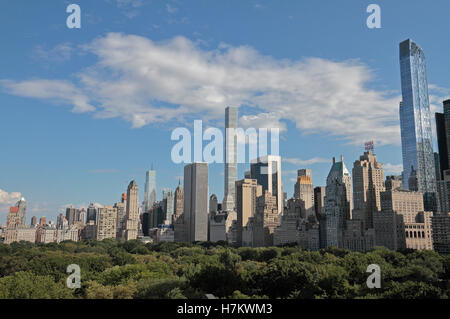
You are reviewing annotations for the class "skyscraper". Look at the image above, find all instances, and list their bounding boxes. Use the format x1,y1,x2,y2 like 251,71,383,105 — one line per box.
115,193,127,239
250,155,283,214
96,206,118,241
322,156,352,248
173,180,184,223
86,203,97,224
16,198,27,226
209,194,218,214
184,162,209,242
399,39,437,212
125,180,139,240
78,208,87,224
235,178,262,246
294,169,315,218
65,205,79,226
162,189,174,224
314,186,326,219
352,150,385,229
253,190,279,247
223,106,238,212
435,99,450,180
144,169,156,212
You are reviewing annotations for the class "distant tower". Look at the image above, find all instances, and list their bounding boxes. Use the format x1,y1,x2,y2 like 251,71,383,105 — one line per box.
209,194,218,214
16,198,27,226
250,155,283,214
173,180,184,222
162,189,174,223
435,99,450,180
235,179,262,246
352,149,385,229
294,169,315,218
408,166,419,191
223,106,238,212
78,208,87,224
114,193,127,239
184,163,209,242
399,39,437,212
86,203,97,224
322,156,352,248
31,216,37,227
253,191,279,247
125,180,139,240
144,168,156,212
65,205,79,226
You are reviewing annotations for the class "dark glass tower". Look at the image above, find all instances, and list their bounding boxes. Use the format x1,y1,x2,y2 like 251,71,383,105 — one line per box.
436,112,448,180
399,39,437,212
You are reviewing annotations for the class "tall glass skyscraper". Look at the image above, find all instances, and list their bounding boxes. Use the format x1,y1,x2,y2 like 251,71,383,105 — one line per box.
144,169,156,212
223,106,238,211
399,39,437,212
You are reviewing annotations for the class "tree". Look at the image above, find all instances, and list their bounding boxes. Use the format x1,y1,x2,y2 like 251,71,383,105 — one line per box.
0,271,73,299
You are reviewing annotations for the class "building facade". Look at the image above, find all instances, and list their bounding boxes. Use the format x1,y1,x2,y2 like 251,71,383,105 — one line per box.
235,178,262,246
96,206,118,240
294,169,315,218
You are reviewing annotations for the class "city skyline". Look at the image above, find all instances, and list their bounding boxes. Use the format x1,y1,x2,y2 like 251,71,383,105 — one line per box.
1,1,450,224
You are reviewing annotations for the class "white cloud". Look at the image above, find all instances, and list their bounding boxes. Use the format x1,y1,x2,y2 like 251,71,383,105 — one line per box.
240,112,287,132
283,157,330,166
383,163,403,175
2,33,402,145
0,79,95,113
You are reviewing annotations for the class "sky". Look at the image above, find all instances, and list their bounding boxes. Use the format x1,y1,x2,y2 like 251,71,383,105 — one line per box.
1,0,450,224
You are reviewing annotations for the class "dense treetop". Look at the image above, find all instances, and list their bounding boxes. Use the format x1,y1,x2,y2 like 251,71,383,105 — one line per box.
0,240,448,299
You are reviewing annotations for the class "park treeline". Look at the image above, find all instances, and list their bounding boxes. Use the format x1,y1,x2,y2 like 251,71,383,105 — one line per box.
0,240,448,299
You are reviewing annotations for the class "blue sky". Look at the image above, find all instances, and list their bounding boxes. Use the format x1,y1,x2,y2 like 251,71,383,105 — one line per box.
1,0,450,224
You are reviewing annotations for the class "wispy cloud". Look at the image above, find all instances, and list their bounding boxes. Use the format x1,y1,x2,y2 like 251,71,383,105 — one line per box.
166,4,178,14
108,0,145,19
283,157,331,166
383,163,403,175
88,169,119,174
2,33,402,145
0,79,95,113
33,43,73,63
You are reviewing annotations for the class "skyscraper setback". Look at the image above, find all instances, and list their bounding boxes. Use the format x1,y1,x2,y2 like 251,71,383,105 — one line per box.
399,39,437,212
223,106,238,212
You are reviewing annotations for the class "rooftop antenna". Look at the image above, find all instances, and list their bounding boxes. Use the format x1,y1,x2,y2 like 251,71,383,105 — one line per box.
365,141,374,152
